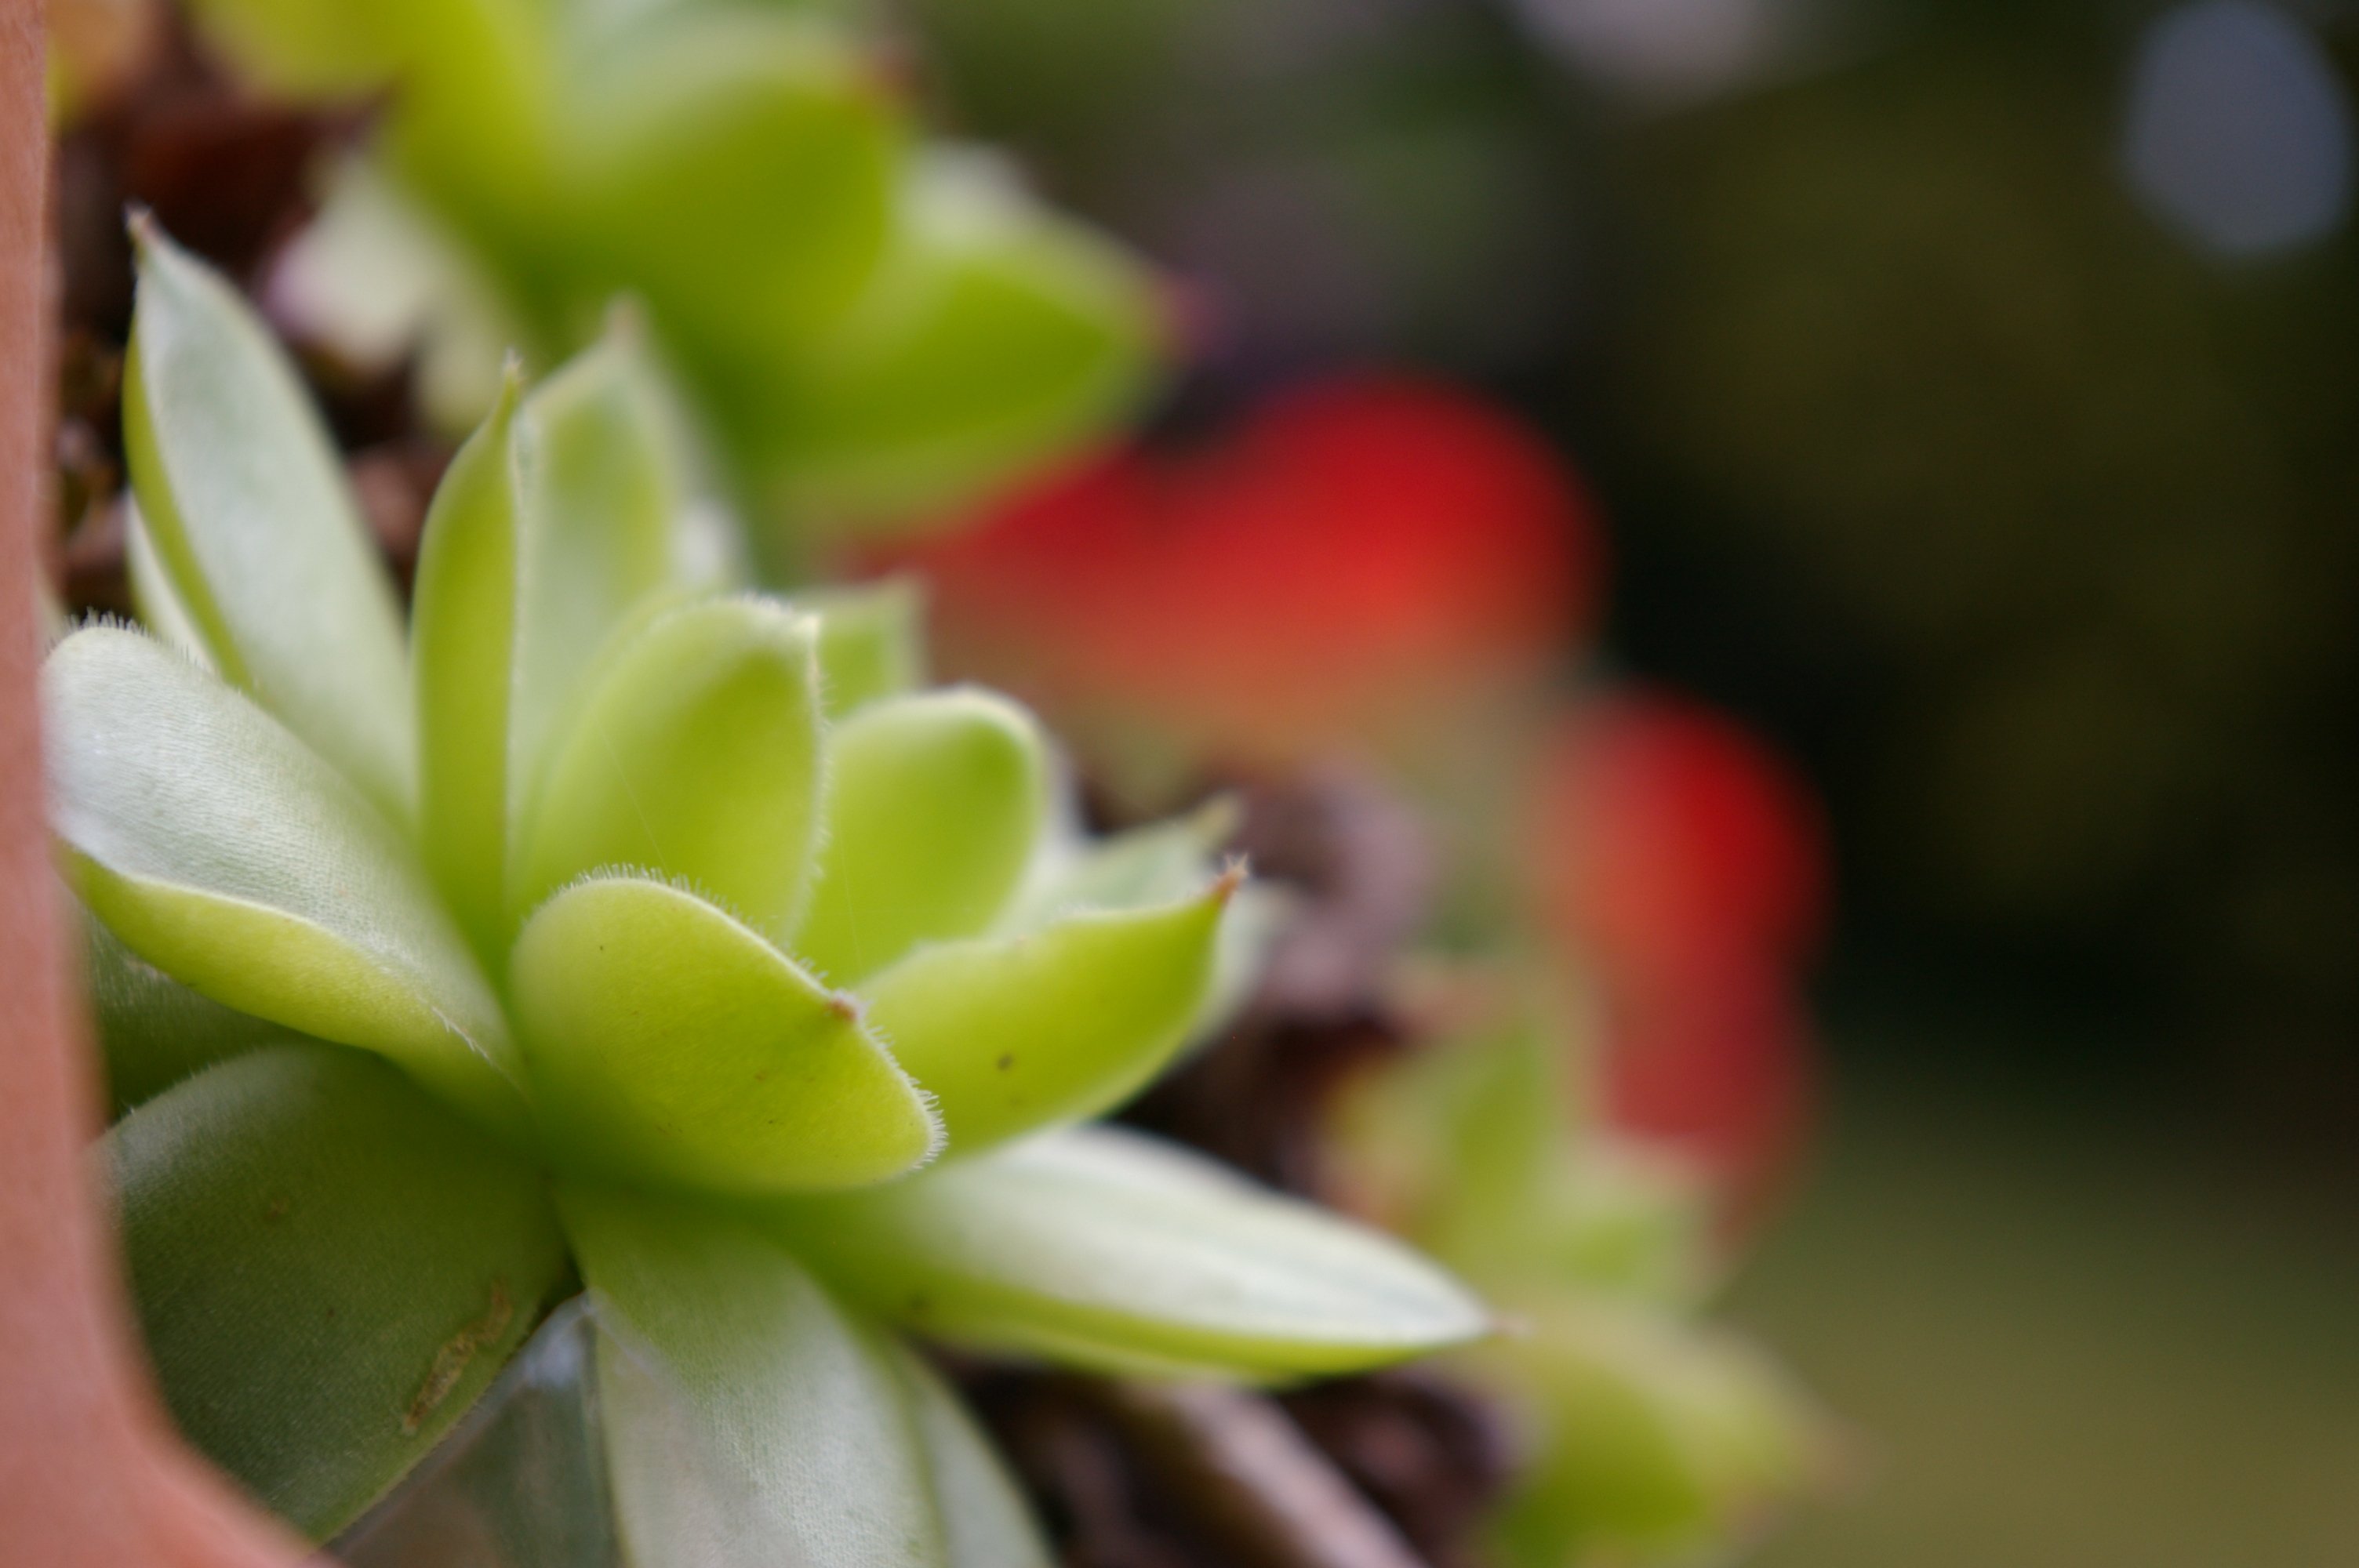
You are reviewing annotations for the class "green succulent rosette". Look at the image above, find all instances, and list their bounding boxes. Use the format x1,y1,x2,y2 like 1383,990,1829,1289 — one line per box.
55,227,1483,1563
187,0,1161,534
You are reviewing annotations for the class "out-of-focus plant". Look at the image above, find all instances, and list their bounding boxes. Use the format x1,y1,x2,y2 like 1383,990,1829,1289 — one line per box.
1327,993,1830,1568
177,0,1160,538
898,373,1601,797
56,225,1484,1560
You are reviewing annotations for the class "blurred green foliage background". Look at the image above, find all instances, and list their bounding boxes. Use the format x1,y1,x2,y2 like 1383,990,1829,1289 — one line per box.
1735,1014,2359,1566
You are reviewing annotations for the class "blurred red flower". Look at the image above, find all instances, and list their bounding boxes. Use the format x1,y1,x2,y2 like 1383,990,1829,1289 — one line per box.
1527,693,1829,1227
894,372,1601,761
1604,957,1817,1239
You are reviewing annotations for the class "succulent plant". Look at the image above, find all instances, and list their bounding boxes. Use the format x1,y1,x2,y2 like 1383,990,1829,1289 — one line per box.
53,225,1484,1562
185,0,1161,533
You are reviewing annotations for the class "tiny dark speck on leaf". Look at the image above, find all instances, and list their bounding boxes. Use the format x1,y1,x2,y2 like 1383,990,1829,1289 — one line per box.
264,1196,289,1221
996,1053,1013,1071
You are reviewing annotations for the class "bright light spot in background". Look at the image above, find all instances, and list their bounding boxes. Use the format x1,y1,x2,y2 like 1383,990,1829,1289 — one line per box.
2124,1,2355,258
1510,0,1773,99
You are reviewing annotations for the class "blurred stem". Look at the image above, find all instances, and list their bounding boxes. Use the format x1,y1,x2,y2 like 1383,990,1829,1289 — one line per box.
1089,1378,1430,1568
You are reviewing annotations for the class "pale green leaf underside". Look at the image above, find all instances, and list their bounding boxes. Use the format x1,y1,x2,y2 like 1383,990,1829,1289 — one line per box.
792,688,1046,985
110,1045,569,1541
557,1185,949,1568
46,629,525,1133
124,221,415,823
863,884,1231,1157
775,1125,1489,1381
515,598,823,942
511,876,937,1196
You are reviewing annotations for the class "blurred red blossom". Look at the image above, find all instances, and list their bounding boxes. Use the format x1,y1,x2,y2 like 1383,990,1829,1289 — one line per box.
892,372,1601,762
1529,692,1827,985
1604,956,1817,1238
1527,693,1829,1228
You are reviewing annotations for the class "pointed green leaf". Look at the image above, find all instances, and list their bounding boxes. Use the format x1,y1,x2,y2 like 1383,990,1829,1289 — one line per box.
506,332,692,808
997,799,1238,933
999,802,1273,1045
511,876,936,1196
123,219,415,822
514,600,823,940
80,905,289,1115
556,1185,949,1568
411,334,689,949
777,1126,1487,1381
863,879,1235,1156
412,368,526,952
46,628,525,1133
772,154,1159,526
109,1045,569,1541
792,690,1046,985
794,579,928,719
886,1338,1054,1568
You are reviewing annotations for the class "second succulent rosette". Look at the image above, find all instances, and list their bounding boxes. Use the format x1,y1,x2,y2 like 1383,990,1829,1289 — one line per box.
53,225,1485,1565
